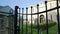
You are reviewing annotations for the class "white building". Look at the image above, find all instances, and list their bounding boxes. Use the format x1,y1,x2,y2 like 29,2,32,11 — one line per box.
27,0,60,24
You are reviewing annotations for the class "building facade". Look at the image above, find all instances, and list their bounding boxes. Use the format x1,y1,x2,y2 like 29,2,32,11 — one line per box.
27,0,60,24
0,6,14,34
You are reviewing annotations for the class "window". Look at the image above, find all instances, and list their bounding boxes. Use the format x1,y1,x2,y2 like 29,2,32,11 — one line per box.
40,15,44,23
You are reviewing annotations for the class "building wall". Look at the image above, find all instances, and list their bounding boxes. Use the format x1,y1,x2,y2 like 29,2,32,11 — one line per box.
0,15,8,34
8,15,14,34
0,15,14,34
28,1,60,24
0,6,14,34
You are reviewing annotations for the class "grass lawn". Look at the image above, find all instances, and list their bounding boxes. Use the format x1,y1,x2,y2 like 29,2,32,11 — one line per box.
42,24,58,34
20,22,58,34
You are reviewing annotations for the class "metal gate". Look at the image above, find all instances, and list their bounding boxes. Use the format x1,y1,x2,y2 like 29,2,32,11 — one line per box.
14,0,60,34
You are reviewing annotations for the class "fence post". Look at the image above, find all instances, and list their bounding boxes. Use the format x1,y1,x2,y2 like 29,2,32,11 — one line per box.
26,7,28,34
18,8,20,34
14,6,19,34
22,8,24,34
45,1,48,34
31,6,33,34
37,4,39,34
56,0,60,34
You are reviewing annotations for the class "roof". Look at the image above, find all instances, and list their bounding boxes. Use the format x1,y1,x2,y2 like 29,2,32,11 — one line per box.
0,6,14,16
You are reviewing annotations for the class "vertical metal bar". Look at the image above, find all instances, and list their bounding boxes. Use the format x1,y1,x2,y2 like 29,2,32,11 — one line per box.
31,6,33,34
14,6,19,34
26,7,28,34
19,8,20,34
45,1,48,34
56,0,60,34
22,8,24,34
37,4,39,34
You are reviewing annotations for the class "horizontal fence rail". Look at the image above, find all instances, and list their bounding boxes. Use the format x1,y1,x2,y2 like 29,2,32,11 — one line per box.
18,6,60,15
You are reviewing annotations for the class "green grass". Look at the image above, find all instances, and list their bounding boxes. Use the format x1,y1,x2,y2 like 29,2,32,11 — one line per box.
42,24,58,34
20,22,58,34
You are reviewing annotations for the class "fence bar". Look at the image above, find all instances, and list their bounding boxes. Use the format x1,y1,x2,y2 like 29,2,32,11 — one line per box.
45,1,48,34
19,8,21,34
56,0,60,34
14,6,19,34
31,6,33,34
26,7,28,34
37,4,39,34
22,8,24,34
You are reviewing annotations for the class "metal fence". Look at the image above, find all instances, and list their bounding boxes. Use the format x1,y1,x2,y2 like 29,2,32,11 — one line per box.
14,0,60,34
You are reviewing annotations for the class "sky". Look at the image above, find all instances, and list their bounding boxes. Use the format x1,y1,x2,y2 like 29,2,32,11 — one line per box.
0,0,46,13
0,0,46,9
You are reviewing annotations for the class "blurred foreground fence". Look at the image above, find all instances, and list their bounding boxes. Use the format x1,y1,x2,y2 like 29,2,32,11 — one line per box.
1,0,60,34
15,0,60,34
